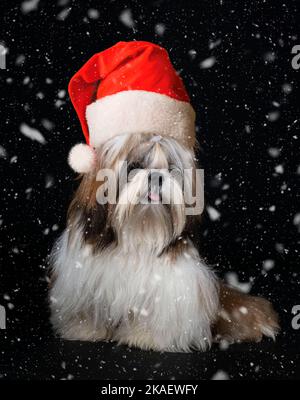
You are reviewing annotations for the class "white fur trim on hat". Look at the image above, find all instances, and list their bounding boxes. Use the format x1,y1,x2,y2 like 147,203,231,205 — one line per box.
68,143,95,173
86,90,196,148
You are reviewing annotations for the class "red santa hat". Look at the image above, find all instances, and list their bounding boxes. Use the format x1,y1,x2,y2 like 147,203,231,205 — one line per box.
68,41,195,173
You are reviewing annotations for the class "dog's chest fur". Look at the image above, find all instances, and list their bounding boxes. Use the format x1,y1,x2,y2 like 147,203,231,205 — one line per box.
50,227,219,351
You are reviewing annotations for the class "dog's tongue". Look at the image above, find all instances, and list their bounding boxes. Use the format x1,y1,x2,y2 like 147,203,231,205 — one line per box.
148,192,160,202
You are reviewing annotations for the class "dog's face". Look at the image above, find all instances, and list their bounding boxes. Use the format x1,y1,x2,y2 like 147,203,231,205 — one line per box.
68,132,201,255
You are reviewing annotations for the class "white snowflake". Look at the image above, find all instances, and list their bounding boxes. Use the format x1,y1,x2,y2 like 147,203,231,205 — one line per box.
0,145,7,159
209,38,221,50
200,56,216,69
207,205,221,221
266,111,280,122
225,272,252,293
155,23,166,36
21,0,40,14
119,9,135,29
20,123,46,145
263,259,275,271
87,9,99,20
275,164,284,174
211,370,229,380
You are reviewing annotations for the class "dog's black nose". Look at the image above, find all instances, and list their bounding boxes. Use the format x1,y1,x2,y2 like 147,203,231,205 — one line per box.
148,172,164,188
148,172,163,202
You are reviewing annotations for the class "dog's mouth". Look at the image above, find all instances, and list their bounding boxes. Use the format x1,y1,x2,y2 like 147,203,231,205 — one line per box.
148,190,161,203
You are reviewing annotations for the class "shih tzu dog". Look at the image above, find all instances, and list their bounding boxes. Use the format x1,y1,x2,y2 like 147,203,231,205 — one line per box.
49,41,279,352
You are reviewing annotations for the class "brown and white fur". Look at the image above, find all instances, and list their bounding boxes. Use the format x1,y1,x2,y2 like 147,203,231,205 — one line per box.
49,132,279,352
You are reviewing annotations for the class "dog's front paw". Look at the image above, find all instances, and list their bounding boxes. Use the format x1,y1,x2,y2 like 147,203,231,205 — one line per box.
213,285,280,343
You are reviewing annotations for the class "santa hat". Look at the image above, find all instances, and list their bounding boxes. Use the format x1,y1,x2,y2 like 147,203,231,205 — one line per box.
68,41,195,173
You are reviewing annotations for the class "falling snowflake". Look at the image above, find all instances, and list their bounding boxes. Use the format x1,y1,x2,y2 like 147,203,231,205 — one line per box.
275,164,284,174
155,23,166,36
263,51,276,63
293,213,300,231
282,83,292,94
119,9,135,29
188,49,197,60
211,370,229,380
225,272,252,293
267,111,280,122
21,0,40,14
57,7,71,21
20,123,46,145
87,9,99,20
209,38,221,50
263,259,275,271
200,56,216,69
207,206,221,221
0,145,7,159
268,147,281,158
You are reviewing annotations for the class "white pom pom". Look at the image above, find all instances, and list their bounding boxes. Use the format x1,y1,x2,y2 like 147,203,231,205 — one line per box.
68,143,95,173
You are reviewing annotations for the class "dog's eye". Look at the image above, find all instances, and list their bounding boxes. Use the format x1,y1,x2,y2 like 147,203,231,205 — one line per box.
128,162,142,173
169,165,182,173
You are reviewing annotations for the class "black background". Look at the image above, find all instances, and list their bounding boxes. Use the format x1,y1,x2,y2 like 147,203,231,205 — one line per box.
0,0,299,380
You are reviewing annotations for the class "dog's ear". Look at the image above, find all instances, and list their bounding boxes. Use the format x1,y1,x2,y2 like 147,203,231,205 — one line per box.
159,213,202,259
67,173,116,251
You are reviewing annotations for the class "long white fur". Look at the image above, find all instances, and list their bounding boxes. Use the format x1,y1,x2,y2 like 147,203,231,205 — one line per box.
50,228,219,352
